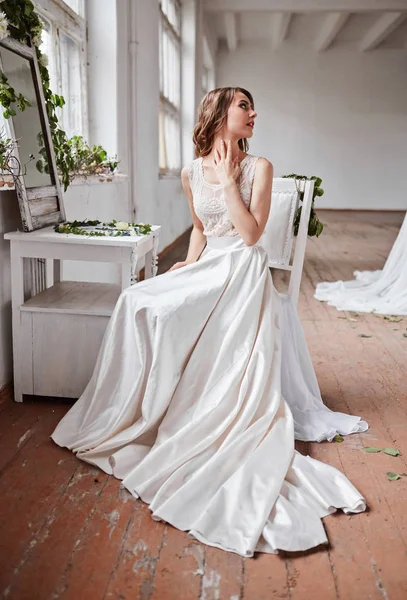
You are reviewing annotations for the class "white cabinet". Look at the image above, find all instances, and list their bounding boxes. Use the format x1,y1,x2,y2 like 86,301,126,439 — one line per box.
5,226,161,402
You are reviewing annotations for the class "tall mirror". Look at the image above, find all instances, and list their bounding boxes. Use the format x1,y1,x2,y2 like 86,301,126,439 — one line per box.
0,45,53,188
0,38,64,231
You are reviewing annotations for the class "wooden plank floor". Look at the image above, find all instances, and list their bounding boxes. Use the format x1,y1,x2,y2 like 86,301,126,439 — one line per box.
1,210,406,600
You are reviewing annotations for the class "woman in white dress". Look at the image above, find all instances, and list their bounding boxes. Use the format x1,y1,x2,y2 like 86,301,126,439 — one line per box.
52,87,366,557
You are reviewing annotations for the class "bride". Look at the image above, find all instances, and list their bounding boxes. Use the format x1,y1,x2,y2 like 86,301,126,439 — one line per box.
52,87,366,557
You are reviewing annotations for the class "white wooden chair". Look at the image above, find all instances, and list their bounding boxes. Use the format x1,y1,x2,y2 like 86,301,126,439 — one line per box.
261,178,315,306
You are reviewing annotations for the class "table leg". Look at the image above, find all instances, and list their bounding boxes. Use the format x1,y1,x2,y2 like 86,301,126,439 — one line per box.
121,251,132,291
10,243,24,403
53,259,61,284
144,234,159,279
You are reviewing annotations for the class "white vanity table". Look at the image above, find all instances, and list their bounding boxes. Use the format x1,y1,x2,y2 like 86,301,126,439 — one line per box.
5,225,161,402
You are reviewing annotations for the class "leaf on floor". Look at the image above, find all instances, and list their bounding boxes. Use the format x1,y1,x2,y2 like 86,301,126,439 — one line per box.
403,333,407,338
363,446,381,453
333,434,344,443
358,334,373,338
382,448,401,457
387,472,402,481
384,316,403,323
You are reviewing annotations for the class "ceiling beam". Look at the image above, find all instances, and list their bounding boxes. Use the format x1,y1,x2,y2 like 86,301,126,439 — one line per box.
315,12,349,51
224,12,238,51
271,12,292,49
204,0,407,13
360,11,407,50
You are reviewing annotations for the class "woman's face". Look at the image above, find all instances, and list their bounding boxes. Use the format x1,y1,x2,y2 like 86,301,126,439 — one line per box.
225,91,257,140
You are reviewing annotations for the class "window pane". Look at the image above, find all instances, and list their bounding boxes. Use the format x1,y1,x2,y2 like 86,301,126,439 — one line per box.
59,31,83,137
161,30,180,108
61,0,84,17
163,110,180,171
159,9,181,172
161,0,180,35
159,20,163,94
39,17,58,94
159,108,167,170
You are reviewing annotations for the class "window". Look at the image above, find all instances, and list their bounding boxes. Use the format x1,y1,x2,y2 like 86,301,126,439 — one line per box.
159,0,181,175
62,0,84,16
202,36,215,98
35,0,87,139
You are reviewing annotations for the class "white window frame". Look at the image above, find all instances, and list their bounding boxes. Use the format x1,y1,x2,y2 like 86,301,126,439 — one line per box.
159,0,182,177
33,0,88,140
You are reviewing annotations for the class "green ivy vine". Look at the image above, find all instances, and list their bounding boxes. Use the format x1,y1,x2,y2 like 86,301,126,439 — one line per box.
0,0,117,190
282,174,325,237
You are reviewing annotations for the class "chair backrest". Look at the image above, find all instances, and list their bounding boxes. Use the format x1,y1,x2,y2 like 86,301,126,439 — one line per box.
260,177,315,306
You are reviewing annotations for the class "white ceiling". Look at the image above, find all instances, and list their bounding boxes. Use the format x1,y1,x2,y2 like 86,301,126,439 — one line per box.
203,0,407,52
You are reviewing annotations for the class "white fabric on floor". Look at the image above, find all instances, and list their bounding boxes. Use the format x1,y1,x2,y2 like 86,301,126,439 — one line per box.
315,212,407,315
280,295,368,441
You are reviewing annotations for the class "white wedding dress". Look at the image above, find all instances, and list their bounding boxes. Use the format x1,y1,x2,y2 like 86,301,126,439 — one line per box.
52,155,366,557
315,212,407,315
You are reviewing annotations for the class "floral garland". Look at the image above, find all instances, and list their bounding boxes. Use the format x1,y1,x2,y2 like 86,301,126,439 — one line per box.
54,219,152,238
0,0,117,190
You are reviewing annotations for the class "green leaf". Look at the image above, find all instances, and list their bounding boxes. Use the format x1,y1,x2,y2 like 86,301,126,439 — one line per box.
387,472,401,481
403,333,407,338
315,221,324,237
363,446,381,453
333,434,344,443
358,334,373,338
384,316,403,323
382,448,400,457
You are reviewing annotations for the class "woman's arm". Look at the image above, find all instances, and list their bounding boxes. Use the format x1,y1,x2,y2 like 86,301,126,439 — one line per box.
215,141,273,246
168,166,207,271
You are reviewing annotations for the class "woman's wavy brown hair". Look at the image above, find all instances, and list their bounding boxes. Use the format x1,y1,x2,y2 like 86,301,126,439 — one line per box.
193,87,254,158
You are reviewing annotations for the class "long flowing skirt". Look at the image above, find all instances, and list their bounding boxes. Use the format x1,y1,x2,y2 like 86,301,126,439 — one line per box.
52,236,366,557
315,212,407,315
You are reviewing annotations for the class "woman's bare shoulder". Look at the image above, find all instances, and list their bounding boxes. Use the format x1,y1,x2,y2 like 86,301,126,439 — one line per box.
253,157,274,182
181,159,199,181
254,156,273,171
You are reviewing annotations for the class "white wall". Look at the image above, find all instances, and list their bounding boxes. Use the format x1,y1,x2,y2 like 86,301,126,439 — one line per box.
87,0,118,157
62,176,132,283
217,42,407,210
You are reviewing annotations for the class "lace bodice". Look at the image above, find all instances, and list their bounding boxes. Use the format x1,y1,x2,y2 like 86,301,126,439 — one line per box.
188,154,259,237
